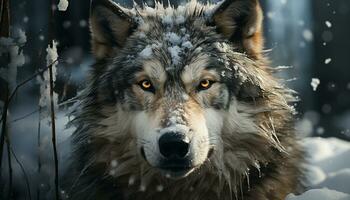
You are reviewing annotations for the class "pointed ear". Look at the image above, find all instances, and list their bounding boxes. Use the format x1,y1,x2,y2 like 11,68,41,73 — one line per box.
212,0,264,58
90,0,135,60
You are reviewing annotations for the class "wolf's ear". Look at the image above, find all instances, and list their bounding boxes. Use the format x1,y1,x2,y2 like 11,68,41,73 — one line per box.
212,0,263,58
90,0,135,59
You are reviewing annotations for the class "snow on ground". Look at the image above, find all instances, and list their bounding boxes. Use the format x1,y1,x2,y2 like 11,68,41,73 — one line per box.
287,137,350,200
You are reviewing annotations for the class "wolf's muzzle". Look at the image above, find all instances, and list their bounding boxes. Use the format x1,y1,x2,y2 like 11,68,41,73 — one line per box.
157,132,192,177
158,132,189,159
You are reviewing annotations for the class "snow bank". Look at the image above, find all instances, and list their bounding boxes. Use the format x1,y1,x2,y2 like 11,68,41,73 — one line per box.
287,137,350,200
286,188,350,200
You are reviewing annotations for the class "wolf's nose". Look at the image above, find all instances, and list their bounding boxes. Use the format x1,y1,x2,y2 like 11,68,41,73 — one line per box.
159,133,189,158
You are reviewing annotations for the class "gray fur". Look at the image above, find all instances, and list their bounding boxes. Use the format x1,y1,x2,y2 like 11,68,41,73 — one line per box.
64,0,305,199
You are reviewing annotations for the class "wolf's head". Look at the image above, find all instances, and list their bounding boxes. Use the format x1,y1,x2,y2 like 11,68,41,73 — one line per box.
77,0,294,188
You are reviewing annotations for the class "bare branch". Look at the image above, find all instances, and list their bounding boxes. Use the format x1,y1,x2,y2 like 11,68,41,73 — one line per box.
0,0,10,37
8,59,58,103
0,59,58,124
9,108,40,124
10,144,32,200
5,130,12,199
48,0,60,198
49,63,60,200
37,107,42,200
0,87,9,184
0,1,11,196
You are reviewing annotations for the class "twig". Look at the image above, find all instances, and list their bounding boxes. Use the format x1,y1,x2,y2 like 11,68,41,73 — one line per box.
0,86,9,185
48,0,59,198
0,0,10,37
0,59,58,125
0,0,10,196
37,106,41,200
10,145,32,200
9,108,40,123
8,59,58,103
49,62,59,200
5,129,12,199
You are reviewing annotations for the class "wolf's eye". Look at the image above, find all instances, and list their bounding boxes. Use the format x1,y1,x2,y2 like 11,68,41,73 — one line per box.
198,79,214,91
139,80,155,93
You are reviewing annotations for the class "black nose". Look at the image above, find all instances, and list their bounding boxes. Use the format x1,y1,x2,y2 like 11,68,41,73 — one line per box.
159,133,189,158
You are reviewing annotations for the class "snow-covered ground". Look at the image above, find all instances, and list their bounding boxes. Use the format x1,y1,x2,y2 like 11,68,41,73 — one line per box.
286,137,350,200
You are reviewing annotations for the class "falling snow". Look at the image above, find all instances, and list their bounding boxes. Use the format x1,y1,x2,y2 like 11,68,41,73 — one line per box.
23,16,29,23
303,29,314,42
111,160,118,168
280,0,287,5
128,176,136,186
325,20,332,28
139,184,146,192
311,78,320,91
63,21,71,29
156,185,164,192
57,0,69,11
79,20,87,27
325,58,332,64
267,12,275,19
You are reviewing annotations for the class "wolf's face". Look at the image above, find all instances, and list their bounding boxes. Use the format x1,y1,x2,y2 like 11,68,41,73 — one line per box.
88,0,269,180
130,60,224,178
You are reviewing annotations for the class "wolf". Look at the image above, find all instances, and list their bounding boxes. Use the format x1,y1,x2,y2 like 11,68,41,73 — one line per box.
65,0,304,199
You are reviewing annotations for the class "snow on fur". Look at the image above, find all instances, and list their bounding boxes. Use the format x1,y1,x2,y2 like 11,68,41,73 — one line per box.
133,1,212,68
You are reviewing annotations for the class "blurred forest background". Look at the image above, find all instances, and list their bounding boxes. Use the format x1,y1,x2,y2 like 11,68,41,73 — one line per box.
0,0,350,199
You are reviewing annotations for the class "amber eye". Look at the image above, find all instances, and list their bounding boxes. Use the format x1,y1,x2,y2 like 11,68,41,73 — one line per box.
198,79,214,90
139,80,155,92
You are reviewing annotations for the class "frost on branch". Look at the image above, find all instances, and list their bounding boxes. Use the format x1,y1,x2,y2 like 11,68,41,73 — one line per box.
38,40,59,118
0,28,27,90
58,0,69,11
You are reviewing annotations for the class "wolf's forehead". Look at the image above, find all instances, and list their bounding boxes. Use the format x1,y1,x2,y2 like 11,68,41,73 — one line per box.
112,3,231,84
133,17,208,78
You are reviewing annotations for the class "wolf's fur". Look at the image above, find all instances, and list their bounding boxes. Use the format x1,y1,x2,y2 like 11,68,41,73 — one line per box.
66,0,304,199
